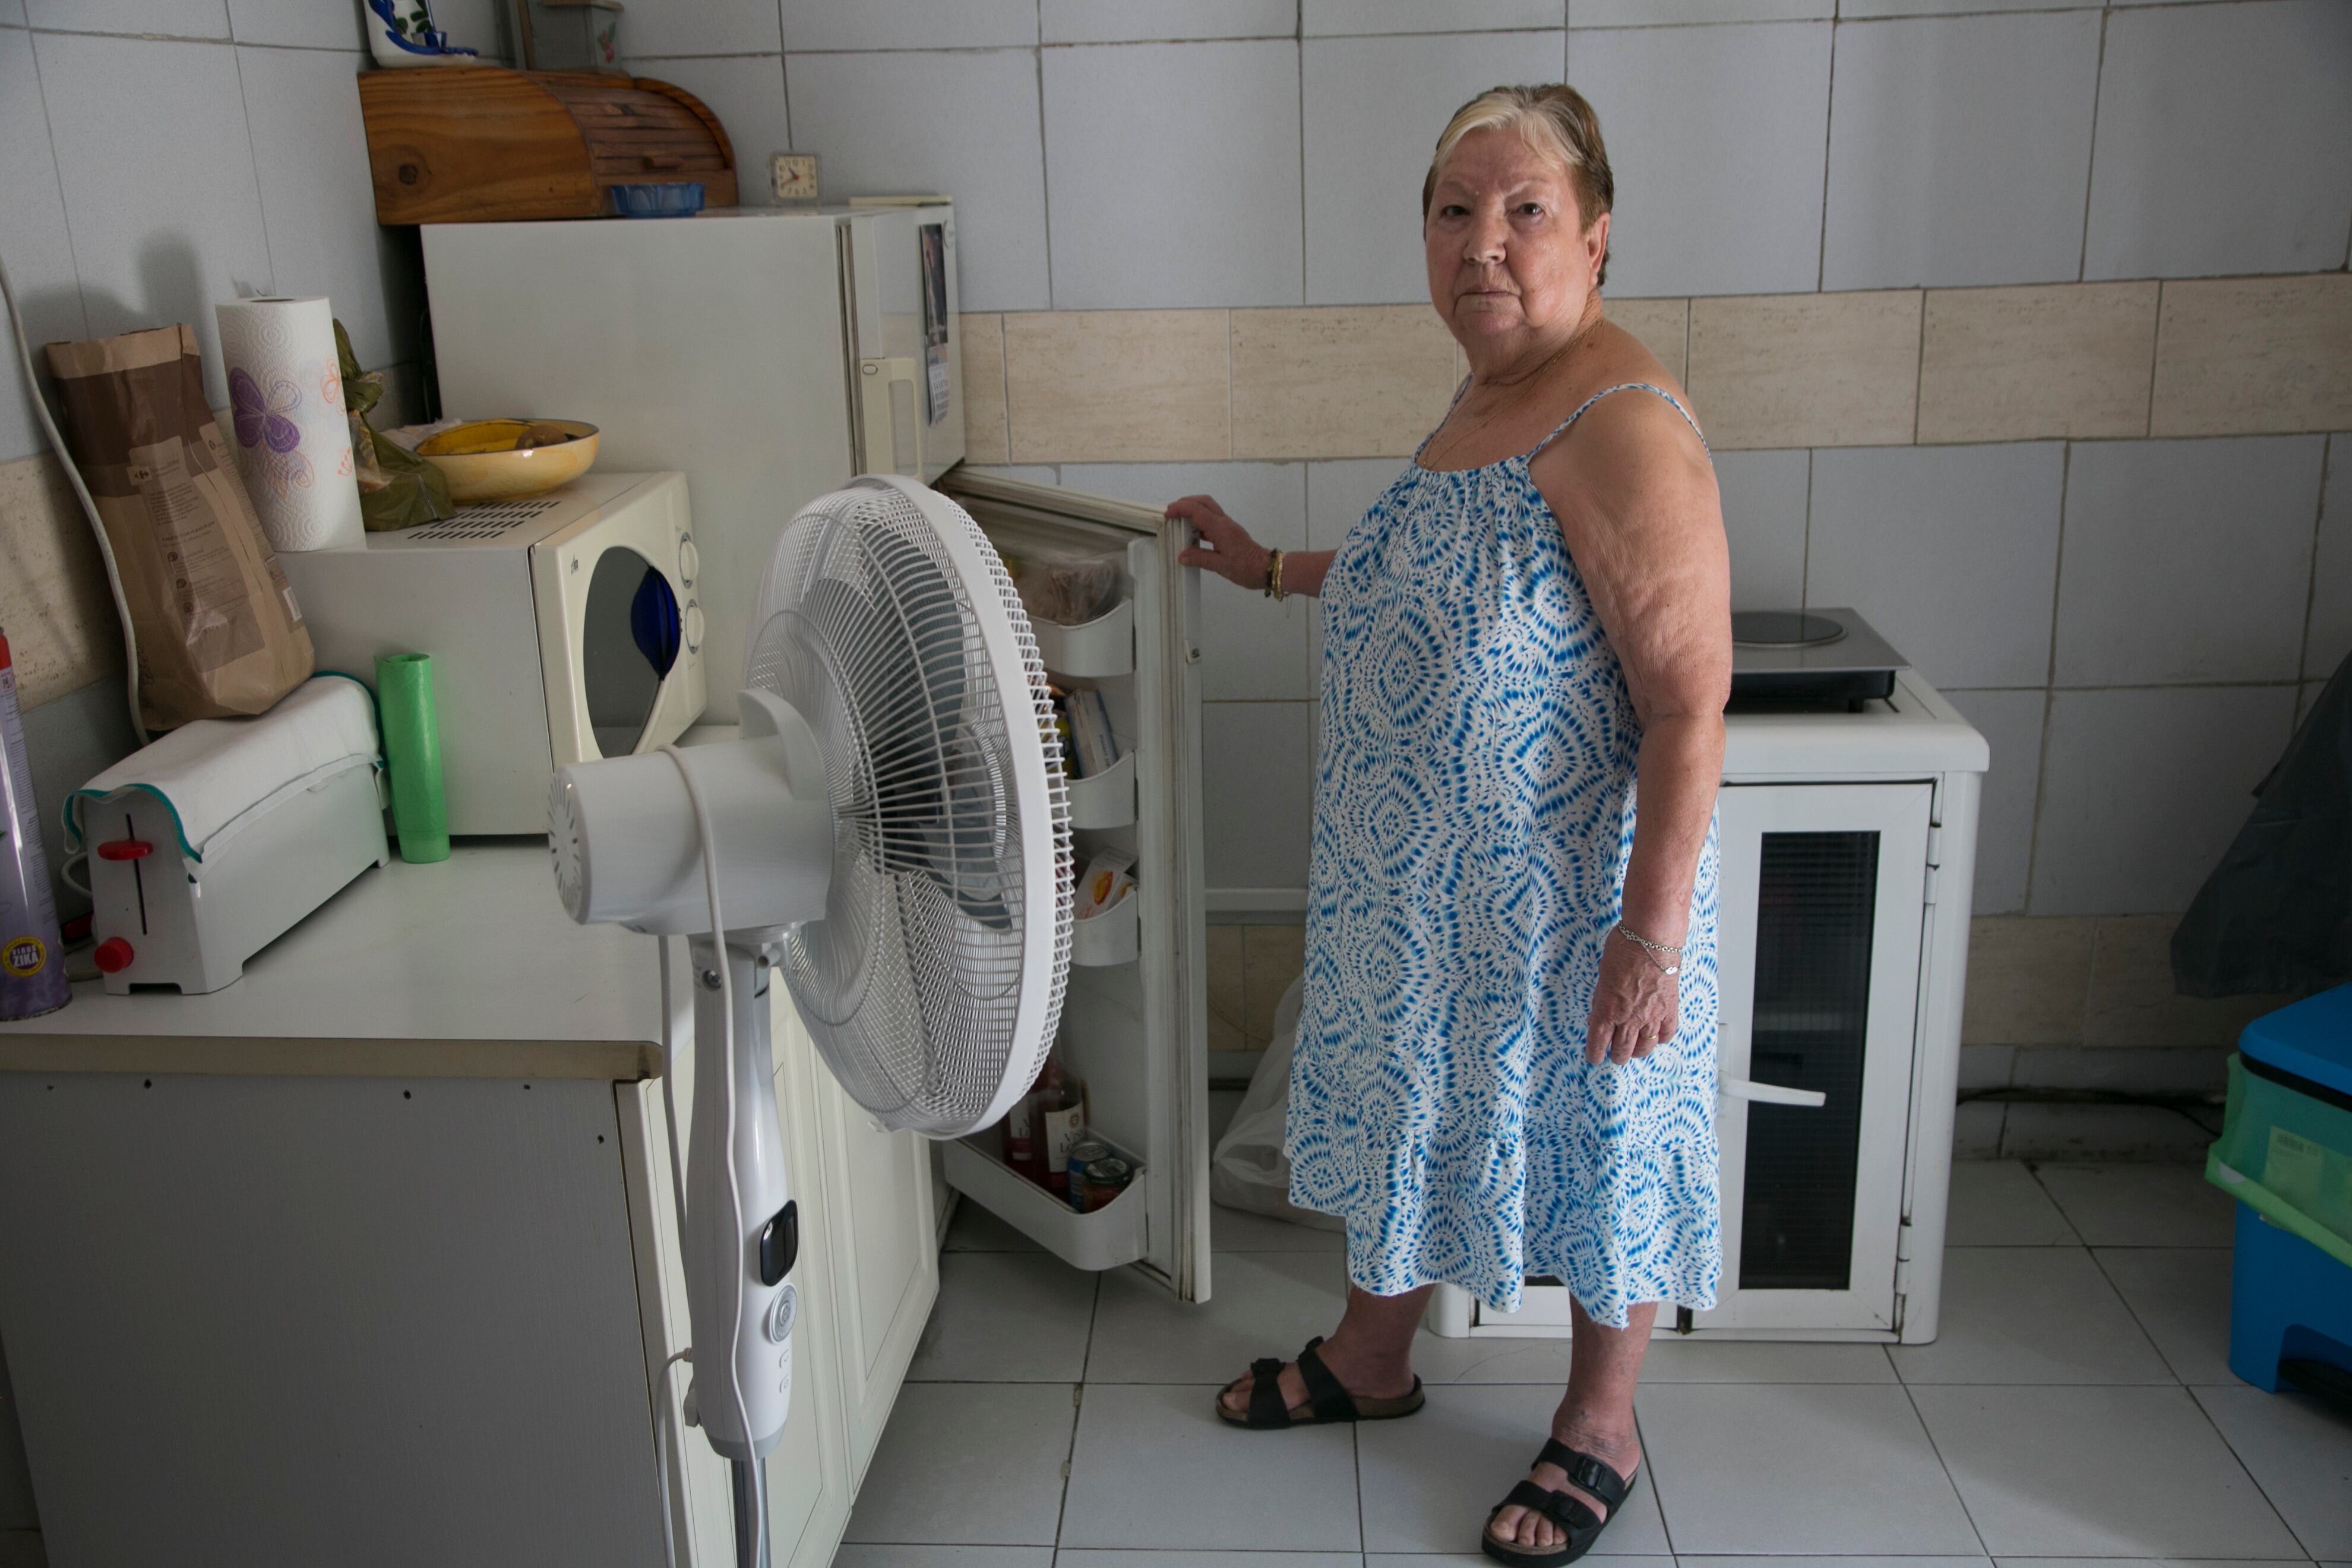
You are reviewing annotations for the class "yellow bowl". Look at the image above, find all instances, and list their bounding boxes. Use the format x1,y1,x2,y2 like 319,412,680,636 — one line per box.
417,419,600,503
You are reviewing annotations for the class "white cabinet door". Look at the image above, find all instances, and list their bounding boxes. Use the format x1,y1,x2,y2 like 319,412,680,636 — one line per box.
1701,781,1932,1334
810,1027,939,1486
621,947,856,1568
934,470,1214,1303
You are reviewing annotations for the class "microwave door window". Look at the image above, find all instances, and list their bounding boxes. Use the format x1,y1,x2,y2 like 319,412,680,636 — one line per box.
583,548,678,758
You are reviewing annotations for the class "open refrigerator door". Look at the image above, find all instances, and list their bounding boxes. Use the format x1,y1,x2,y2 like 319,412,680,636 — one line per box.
935,469,1213,1303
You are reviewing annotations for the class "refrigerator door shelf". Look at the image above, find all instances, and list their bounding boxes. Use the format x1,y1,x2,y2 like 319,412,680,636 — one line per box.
941,1135,1148,1272
1071,890,1142,967
1067,751,1139,830
1033,599,1134,679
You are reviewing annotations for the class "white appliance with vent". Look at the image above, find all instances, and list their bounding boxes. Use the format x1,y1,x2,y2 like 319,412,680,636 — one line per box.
1433,644,1988,1345
278,470,704,834
421,204,965,725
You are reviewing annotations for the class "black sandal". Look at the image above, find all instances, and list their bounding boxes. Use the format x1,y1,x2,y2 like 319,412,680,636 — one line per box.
1214,1335,1426,1428
1481,1438,1639,1566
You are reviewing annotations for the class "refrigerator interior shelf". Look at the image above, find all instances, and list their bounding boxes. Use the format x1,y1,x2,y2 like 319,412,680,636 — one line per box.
942,1133,1147,1272
1071,888,1141,966
1067,750,1138,830
1033,599,1134,679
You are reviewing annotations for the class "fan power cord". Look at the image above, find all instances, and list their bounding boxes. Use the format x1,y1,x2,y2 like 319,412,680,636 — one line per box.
0,251,150,746
654,934,694,1568
652,1346,693,1568
657,935,693,1264
659,742,769,1568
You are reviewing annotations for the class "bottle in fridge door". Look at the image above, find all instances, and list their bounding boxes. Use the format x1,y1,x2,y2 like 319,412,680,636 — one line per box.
935,469,1214,1303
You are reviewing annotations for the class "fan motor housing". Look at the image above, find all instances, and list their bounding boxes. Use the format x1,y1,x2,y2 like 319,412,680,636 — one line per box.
549,690,833,935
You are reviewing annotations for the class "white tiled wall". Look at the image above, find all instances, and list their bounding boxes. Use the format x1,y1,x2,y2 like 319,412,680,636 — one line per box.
2081,1,2352,281
2052,437,2325,687
1041,39,1304,309
2308,438,2352,679
2031,685,2300,916
783,48,1050,309
1807,442,2066,690
1711,448,1809,611
0,8,491,464
1820,10,2103,290
1302,29,1564,305
1567,21,1833,298
3,0,2345,938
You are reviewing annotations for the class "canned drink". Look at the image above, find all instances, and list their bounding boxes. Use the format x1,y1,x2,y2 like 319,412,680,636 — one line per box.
1064,1137,1110,1212
1083,1155,1134,1212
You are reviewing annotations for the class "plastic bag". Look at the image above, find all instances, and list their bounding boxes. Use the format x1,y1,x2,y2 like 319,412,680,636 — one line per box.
1003,543,1121,627
1210,972,1345,1231
2173,650,2351,997
334,320,454,532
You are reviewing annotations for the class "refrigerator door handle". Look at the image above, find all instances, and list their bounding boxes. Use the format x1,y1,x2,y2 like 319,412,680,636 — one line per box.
1176,520,1202,665
859,356,920,476
1718,1076,1828,1108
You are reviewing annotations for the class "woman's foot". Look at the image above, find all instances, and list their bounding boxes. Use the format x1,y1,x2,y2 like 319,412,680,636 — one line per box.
1486,1419,1640,1554
1216,1329,1417,1422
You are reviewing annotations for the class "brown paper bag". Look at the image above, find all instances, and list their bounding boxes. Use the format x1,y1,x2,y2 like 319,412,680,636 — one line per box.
43,324,314,731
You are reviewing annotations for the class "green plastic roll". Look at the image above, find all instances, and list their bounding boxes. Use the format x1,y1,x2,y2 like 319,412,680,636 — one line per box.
375,652,450,864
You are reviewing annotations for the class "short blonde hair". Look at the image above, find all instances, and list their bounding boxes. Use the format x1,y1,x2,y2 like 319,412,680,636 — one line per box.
1422,84,1614,286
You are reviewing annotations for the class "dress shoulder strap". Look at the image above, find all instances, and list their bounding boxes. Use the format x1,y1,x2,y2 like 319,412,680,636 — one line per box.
1526,382,1708,461
1414,374,1477,461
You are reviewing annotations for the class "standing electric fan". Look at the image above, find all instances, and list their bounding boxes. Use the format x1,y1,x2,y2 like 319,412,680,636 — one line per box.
548,474,1074,1567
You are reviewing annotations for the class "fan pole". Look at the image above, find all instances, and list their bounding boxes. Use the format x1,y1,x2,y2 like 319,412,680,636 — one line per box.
685,935,795,1567
730,1457,770,1568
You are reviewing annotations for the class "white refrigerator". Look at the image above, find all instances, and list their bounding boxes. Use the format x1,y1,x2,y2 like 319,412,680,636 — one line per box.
423,204,970,725
422,224,1220,1304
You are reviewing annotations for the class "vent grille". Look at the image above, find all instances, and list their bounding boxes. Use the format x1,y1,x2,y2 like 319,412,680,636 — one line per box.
409,497,568,541
1737,830,1880,1293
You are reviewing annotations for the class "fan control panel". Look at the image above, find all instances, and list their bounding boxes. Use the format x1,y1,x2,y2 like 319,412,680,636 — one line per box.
758,1199,798,1286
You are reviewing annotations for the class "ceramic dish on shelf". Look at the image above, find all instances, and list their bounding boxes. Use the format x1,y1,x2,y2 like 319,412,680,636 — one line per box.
416,418,600,502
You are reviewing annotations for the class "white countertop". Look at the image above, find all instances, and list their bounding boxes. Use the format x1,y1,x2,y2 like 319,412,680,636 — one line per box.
0,843,663,1082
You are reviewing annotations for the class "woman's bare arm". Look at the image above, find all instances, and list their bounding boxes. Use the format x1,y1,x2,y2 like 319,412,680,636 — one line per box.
1529,393,1731,1064
1166,495,1336,597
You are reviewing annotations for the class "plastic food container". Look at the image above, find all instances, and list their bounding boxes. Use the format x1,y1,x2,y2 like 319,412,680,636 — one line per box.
610,182,706,219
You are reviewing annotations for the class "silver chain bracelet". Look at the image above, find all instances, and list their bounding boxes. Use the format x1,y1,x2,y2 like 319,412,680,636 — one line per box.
1614,924,1683,977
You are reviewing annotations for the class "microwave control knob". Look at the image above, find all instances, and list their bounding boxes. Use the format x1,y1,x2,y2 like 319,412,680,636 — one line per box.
678,536,698,584
684,603,704,652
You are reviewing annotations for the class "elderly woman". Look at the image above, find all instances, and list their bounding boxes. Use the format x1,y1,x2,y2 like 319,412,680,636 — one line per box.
1176,85,1728,1566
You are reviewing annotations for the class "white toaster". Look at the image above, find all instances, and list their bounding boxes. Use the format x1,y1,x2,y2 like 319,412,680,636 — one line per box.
279,470,706,834
69,678,389,995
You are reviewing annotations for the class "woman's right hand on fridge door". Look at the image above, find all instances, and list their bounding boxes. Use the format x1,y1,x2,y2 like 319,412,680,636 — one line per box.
1168,495,1270,591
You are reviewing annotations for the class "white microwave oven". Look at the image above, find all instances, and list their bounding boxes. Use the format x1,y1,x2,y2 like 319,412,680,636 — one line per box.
278,470,706,834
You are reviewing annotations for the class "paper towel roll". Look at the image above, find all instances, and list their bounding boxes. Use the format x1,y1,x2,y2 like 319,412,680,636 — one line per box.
214,296,363,552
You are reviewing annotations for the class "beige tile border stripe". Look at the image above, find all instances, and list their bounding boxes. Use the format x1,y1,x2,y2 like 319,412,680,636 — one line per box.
970,271,2350,461
7,273,2344,713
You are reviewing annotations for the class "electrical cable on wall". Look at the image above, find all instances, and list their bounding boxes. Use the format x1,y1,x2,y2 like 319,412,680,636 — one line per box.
0,252,150,747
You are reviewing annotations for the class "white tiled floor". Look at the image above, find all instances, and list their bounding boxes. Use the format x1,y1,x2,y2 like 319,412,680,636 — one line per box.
854,1164,2352,1564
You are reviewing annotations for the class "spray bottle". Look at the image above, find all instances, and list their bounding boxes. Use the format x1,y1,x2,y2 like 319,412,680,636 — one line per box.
0,630,69,1019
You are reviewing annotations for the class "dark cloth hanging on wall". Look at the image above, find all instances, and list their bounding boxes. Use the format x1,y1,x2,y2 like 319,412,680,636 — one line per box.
2173,652,2352,998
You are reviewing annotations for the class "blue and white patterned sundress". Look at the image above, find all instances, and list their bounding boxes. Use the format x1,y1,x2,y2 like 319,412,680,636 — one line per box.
1285,382,1724,1327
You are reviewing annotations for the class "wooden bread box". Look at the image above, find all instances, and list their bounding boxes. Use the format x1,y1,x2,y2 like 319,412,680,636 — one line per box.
358,66,736,224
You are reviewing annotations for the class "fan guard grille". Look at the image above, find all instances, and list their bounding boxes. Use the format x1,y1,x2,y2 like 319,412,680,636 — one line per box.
748,480,1073,1136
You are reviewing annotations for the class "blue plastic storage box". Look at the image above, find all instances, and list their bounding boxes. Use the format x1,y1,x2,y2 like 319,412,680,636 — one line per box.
2208,984,2352,1392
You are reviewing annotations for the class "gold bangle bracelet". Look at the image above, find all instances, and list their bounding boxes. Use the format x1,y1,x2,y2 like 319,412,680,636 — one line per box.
1265,548,1285,600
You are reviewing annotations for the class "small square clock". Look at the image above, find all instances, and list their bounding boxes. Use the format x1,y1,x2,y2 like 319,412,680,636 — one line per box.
772,153,819,204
